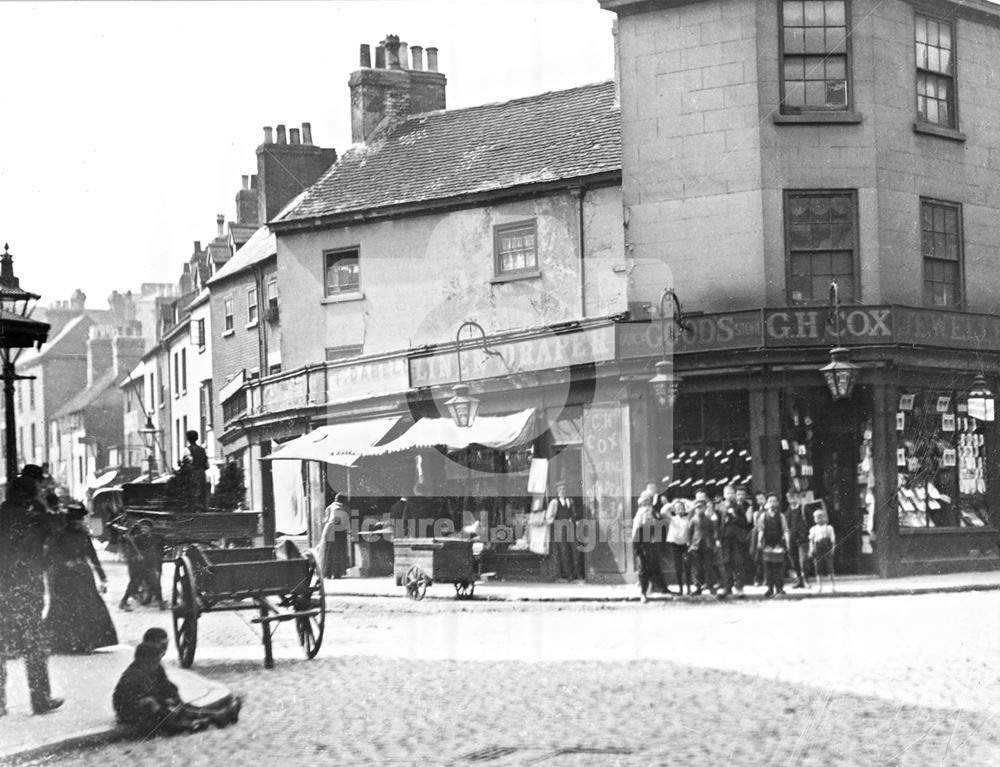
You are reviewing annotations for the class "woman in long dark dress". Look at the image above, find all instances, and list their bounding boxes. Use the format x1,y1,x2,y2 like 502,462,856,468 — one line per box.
45,502,118,654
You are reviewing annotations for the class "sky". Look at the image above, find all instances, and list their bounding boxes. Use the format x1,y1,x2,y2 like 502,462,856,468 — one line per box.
0,0,616,309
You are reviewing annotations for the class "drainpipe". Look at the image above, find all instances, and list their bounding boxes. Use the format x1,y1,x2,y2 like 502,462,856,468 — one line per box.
575,186,587,317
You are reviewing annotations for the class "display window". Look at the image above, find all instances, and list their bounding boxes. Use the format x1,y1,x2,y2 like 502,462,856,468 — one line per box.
896,387,990,528
668,392,751,498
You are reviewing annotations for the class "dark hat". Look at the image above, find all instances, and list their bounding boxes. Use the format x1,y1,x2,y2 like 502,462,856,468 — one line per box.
21,464,44,480
65,502,88,517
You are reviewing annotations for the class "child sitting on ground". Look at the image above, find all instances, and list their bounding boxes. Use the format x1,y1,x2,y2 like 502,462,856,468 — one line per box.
113,629,241,736
808,509,837,593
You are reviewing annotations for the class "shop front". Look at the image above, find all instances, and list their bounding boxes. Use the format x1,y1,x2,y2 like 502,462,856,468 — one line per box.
618,303,1000,578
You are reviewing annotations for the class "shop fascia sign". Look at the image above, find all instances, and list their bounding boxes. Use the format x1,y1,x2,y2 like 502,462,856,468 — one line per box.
409,324,616,388
616,304,1000,357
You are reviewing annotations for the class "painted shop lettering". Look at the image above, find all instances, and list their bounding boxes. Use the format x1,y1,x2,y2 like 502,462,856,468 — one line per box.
765,308,891,342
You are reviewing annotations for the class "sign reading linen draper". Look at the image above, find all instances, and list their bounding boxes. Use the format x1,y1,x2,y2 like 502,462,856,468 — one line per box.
408,324,616,388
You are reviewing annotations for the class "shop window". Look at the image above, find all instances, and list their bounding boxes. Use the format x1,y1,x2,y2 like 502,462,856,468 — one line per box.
668,391,752,498
325,248,361,296
785,191,857,304
915,14,956,129
921,199,962,308
779,1,850,113
494,220,538,277
896,387,989,528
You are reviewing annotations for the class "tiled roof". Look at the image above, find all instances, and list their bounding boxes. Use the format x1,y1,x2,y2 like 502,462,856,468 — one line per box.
51,368,119,420
16,314,90,369
207,226,275,286
230,223,258,248
277,81,620,224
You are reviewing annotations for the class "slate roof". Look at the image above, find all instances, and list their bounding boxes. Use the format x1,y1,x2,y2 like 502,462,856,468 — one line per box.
230,223,258,249
51,368,119,420
276,80,621,225
206,226,275,286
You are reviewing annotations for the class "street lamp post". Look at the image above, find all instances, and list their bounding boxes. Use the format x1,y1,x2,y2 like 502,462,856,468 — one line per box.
648,287,689,409
0,244,49,484
139,415,159,479
820,280,860,400
444,320,503,428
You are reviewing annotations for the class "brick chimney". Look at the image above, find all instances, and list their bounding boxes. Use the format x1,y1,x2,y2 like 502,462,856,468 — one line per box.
349,34,447,144
235,175,259,225
112,334,146,379
70,289,87,311
86,327,114,387
256,123,337,223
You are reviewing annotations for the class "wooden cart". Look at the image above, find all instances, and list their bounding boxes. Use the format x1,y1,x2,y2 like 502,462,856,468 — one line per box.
393,537,477,601
171,541,326,669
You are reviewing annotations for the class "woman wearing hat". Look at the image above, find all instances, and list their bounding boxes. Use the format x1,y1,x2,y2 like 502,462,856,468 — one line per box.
45,502,118,654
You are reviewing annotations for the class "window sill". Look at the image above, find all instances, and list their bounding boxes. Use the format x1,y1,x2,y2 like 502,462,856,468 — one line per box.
321,292,364,305
912,121,966,143
491,270,542,285
773,112,863,125
245,320,259,330
222,329,235,338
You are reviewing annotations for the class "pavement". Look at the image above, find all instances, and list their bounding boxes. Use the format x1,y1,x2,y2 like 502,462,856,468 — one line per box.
2,567,998,765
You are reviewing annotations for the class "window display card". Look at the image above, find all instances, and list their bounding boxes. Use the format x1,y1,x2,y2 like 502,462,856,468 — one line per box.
907,456,920,472
942,413,956,432
936,396,951,413
927,483,942,500
896,412,905,431
797,444,807,456
899,394,915,411
897,448,907,467
781,439,789,450
957,401,968,413
801,464,813,476
942,448,957,467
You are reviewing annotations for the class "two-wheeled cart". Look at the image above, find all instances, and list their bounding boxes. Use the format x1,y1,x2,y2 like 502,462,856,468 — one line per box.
171,541,326,669
393,537,478,601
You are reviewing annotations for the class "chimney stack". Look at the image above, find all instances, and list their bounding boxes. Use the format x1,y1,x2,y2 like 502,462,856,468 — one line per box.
242,175,249,189
255,122,337,223
194,240,201,253
384,35,401,69
216,214,225,238
360,43,371,68
349,37,447,144
236,172,259,225
263,126,273,144
70,289,87,311
276,124,287,144
290,127,300,144
301,122,313,145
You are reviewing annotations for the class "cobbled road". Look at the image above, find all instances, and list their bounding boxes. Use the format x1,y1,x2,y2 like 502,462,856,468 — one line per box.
24,558,1000,766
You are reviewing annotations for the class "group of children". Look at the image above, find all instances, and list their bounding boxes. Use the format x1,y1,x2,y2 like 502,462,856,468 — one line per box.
113,628,242,736
632,482,837,602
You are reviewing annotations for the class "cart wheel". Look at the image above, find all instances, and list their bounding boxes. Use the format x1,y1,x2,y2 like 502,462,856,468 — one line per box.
404,565,429,601
171,556,199,668
454,581,475,600
295,550,326,659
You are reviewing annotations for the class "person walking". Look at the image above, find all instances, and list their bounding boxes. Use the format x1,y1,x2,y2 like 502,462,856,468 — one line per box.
686,497,717,596
319,493,352,578
809,508,837,593
0,475,64,716
666,500,692,595
786,492,812,589
546,481,578,581
717,484,751,599
45,502,118,654
758,494,790,597
632,489,668,602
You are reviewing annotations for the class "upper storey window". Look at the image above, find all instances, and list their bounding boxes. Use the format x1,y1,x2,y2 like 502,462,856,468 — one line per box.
780,1,850,113
915,15,956,129
785,191,858,305
325,248,361,296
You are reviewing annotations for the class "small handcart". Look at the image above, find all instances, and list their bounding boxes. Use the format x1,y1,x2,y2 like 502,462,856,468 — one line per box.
393,537,478,601
171,541,326,669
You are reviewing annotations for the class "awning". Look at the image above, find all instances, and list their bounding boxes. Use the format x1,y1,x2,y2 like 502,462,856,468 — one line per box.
368,409,536,456
265,416,403,467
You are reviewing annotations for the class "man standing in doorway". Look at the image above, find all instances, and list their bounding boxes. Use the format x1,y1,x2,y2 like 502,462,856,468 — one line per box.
787,492,812,589
186,431,209,509
546,481,578,582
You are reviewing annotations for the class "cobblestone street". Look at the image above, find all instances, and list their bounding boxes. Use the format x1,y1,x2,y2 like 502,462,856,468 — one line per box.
19,558,1000,766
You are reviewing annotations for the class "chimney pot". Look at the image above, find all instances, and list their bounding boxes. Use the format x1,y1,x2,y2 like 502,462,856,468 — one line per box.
384,34,401,69
374,44,385,68
301,122,313,145
276,124,287,144
216,214,225,237
250,174,258,189
411,45,424,70
263,126,273,144
359,43,371,68
290,128,300,144
242,175,249,190
194,240,201,253
426,46,439,72
399,42,409,69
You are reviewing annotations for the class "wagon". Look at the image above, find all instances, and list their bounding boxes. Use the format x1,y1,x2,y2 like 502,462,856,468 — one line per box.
171,541,326,669
393,537,478,600
114,508,261,549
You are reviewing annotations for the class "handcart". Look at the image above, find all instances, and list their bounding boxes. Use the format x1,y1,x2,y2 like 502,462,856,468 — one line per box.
393,537,478,601
170,541,326,669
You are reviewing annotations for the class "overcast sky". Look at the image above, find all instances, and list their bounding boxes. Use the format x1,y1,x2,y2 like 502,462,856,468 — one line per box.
0,0,615,309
